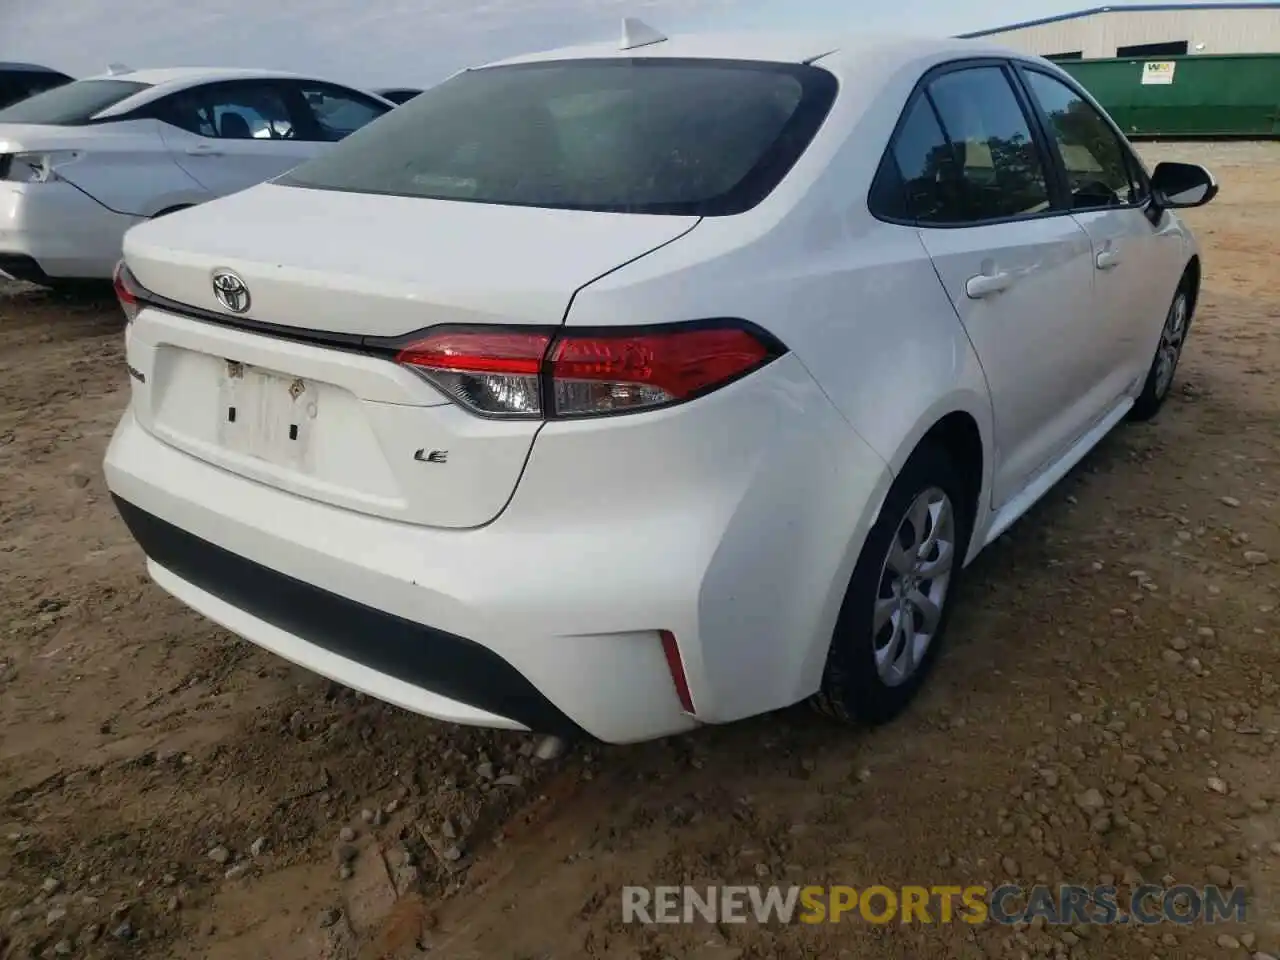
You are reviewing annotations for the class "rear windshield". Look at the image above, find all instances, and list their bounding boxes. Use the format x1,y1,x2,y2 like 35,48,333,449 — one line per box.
0,79,150,125
277,58,838,216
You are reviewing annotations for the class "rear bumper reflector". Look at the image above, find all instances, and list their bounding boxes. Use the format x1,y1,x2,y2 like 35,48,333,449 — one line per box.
110,495,586,739
659,629,696,715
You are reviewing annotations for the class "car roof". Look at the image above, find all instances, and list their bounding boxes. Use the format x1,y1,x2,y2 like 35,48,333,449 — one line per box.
0,62,67,74
70,67,392,119
82,66,327,85
480,30,1025,71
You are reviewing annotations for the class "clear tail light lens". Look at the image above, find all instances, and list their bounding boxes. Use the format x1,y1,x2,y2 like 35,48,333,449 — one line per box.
394,321,783,420
396,329,551,417
112,260,140,323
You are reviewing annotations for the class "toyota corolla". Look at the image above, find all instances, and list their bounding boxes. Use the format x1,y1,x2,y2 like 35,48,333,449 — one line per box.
103,25,1216,744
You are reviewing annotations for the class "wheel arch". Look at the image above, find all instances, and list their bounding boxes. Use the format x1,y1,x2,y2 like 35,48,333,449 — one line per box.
150,202,198,219
876,394,994,562
137,190,207,218
1183,254,1201,318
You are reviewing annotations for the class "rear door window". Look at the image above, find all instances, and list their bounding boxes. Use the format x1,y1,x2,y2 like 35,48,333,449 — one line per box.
913,66,1052,224
277,58,838,216
156,82,299,140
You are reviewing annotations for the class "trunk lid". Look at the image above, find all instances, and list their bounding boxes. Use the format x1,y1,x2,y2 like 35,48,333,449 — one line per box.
122,182,700,528
0,121,157,154
123,181,700,335
0,123,84,153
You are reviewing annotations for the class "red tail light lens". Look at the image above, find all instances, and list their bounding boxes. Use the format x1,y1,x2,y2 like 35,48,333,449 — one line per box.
394,322,782,420
660,630,696,715
112,260,140,323
549,327,774,417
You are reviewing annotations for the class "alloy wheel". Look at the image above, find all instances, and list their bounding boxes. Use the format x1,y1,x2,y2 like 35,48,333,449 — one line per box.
874,487,956,687
1153,292,1189,399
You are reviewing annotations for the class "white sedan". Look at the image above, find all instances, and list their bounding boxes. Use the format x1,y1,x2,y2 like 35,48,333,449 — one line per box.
103,26,1217,744
0,67,392,285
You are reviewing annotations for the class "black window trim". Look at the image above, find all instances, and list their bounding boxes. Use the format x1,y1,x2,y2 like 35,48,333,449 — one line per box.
1008,62,1152,213
276,56,841,218
868,55,1159,230
867,56,1071,230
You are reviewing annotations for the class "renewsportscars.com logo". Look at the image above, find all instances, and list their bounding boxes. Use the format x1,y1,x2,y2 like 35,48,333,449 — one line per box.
621,884,1248,926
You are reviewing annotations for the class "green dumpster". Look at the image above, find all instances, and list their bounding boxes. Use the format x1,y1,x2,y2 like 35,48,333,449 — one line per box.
1058,53,1280,138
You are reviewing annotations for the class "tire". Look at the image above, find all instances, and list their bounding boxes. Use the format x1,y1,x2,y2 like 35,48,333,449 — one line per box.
811,442,973,726
1128,280,1192,422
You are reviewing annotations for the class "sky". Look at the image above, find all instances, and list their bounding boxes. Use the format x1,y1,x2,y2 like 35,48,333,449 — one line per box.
0,0,1266,90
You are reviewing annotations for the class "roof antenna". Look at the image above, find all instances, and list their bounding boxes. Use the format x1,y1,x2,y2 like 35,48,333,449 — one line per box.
619,17,667,51
106,63,133,76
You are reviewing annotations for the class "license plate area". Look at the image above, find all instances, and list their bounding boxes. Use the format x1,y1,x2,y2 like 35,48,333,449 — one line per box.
217,360,317,470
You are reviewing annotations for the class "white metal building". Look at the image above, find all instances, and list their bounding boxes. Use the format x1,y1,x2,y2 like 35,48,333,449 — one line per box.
959,2,1280,59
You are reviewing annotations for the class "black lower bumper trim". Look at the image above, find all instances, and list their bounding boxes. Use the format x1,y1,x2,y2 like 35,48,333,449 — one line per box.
111,495,585,739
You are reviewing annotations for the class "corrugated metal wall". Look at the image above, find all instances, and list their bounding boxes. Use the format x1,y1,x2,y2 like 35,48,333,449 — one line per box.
982,7,1280,58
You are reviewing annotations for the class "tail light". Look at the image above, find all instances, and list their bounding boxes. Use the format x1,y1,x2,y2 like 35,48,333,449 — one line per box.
112,260,141,323
395,329,547,418
394,321,784,419
1,150,83,183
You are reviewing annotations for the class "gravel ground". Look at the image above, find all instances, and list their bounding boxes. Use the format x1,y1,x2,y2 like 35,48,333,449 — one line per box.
1,141,1279,960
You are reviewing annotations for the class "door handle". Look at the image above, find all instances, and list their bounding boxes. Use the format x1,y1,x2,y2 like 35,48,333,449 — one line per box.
965,271,1014,299
1095,248,1122,270
186,144,222,157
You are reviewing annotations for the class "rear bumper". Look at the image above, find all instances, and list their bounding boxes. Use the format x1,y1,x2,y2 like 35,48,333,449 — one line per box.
112,495,584,737
0,181,140,281
105,351,892,744
105,407,702,743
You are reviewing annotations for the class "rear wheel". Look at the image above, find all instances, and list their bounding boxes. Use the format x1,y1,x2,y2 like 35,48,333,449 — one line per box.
1128,281,1191,422
811,442,972,726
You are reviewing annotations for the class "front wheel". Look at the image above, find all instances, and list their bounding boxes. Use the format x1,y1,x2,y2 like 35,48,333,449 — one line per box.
811,442,972,726
1128,283,1191,422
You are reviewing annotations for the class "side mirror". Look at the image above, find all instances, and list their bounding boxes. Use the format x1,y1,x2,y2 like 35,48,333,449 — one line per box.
1150,161,1218,209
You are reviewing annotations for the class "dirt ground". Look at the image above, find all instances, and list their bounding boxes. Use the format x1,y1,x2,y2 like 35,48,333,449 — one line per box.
2,141,1279,960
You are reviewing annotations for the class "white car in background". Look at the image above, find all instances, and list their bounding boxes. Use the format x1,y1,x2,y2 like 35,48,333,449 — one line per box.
0,67,393,286
105,25,1216,745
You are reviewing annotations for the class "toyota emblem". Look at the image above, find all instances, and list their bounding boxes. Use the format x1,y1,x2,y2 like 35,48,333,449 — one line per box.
211,270,251,314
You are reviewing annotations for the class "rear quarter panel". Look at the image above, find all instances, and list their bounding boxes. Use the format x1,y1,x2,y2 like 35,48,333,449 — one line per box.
567,43,997,507
61,119,210,216
563,47,1000,714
